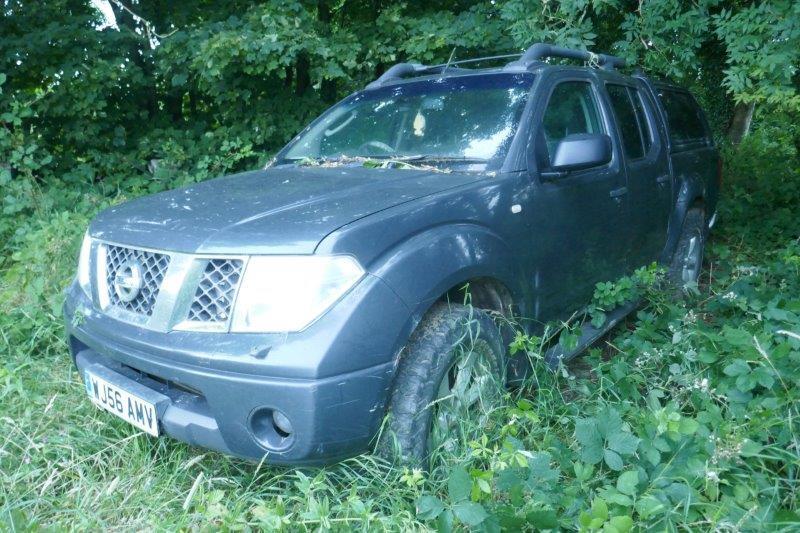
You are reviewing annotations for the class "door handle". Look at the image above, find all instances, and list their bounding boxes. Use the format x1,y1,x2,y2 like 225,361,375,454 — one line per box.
609,186,628,198
656,175,670,184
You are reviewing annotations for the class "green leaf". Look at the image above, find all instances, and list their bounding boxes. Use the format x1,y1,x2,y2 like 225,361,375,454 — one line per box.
601,489,633,506
447,467,471,503
604,449,624,471
753,367,775,388
171,74,188,87
437,509,454,533
678,418,699,435
723,359,751,376
575,418,604,464
616,470,639,496
635,495,665,518
605,515,634,533
608,432,640,455
526,509,558,529
740,439,762,457
527,452,558,482
591,498,609,521
596,407,624,439
416,495,445,520
452,501,488,526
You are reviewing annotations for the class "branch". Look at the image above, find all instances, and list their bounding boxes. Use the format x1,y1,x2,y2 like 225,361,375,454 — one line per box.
109,0,178,41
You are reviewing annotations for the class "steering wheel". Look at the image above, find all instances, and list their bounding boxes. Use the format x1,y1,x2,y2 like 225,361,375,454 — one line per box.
358,140,394,155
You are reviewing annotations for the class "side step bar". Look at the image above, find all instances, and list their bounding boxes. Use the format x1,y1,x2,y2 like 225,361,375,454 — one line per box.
544,299,640,368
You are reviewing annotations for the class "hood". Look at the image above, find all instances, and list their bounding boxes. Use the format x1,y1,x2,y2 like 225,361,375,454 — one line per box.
90,166,484,254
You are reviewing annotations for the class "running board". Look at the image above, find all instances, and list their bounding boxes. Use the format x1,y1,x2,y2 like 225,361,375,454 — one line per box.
544,299,640,368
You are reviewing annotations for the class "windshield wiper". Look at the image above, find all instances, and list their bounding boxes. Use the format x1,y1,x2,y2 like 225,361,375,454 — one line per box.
363,155,489,164
285,155,369,167
411,156,489,164
282,154,489,169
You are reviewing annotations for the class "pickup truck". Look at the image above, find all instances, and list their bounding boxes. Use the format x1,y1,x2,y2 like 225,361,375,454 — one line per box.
64,43,720,466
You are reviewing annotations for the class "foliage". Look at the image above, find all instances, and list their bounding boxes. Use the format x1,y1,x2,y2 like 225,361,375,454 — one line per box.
1,0,799,206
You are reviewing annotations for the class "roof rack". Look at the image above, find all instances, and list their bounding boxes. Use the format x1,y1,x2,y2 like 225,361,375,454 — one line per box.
505,43,625,70
365,43,626,89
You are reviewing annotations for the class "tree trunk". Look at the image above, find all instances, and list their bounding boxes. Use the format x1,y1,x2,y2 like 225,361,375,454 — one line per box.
295,53,310,96
728,102,755,145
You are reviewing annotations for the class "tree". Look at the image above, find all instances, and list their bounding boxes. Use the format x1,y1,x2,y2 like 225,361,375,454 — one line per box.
2,0,798,187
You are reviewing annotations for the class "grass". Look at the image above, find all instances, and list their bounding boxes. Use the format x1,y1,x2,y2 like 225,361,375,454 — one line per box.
1,137,800,531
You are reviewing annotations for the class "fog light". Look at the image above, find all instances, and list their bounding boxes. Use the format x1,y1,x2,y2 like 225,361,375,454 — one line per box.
272,410,293,437
250,407,294,451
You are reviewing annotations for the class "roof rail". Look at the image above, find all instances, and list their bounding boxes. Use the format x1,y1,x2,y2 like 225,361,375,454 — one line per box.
364,44,626,89
505,43,625,71
426,53,522,70
365,61,476,89
365,63,426,89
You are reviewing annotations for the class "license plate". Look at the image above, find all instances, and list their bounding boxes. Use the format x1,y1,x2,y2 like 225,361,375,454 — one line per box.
84,371,159,436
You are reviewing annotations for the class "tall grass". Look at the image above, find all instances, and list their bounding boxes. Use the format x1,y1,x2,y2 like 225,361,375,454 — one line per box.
1,135,799,530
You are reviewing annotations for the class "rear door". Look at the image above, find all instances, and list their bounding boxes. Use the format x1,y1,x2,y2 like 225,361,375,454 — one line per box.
654,87,718,221
524,71,630,323
603,81,671,268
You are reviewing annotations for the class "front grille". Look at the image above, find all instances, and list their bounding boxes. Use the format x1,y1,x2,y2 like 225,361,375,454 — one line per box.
104,245,170,316
186,259,244,323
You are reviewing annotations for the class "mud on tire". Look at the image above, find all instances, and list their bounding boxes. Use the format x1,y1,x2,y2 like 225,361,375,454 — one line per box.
376,302,506,467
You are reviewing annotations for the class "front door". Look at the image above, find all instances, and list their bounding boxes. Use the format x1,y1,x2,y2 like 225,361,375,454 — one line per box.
524,73,631,325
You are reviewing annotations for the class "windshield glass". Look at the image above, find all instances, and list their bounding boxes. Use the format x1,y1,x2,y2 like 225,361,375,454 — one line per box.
279,73,533,169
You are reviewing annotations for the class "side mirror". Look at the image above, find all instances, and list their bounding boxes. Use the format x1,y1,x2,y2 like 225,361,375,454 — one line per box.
549,133,612,174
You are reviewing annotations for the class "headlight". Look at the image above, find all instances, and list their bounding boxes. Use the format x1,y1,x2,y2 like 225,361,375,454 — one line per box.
77,231,92,296
230,255,364,333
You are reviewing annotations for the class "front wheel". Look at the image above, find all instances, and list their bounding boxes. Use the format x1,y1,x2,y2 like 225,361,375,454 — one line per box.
377,302,505,467
668,207,706,289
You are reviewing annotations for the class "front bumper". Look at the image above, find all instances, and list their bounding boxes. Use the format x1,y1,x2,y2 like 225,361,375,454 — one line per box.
64,274,410,465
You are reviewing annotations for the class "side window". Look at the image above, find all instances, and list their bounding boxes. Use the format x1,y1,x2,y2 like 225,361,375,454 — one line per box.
607,84,644,159
630,89,653,154
658,89,707,145
541,81,602,163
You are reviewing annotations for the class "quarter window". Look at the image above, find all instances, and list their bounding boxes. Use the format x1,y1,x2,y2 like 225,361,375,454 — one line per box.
541,81,603,164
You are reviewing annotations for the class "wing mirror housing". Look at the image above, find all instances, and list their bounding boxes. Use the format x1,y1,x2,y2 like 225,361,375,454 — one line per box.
542,133,612,179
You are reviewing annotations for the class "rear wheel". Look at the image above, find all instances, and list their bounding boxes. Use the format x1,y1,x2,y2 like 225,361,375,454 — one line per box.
669,207,706,289
377,302,505,466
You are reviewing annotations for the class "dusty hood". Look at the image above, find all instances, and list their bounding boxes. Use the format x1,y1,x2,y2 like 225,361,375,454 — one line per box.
89,165,483,254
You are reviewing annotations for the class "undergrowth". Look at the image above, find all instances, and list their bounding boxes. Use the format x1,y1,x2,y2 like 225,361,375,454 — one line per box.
1,134,799,531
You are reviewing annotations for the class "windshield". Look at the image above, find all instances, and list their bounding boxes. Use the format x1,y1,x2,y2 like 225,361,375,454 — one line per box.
279,73,534,169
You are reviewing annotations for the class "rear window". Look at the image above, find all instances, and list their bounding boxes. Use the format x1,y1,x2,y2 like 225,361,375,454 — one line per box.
658,89,708,146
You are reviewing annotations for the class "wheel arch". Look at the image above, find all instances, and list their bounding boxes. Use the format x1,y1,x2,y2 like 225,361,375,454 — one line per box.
369,222,527,363
663,179,707,262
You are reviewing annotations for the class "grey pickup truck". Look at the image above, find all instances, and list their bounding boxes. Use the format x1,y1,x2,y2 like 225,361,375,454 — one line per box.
64,43,720,466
